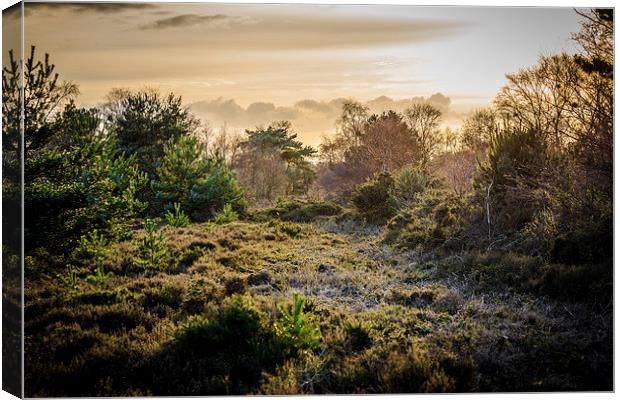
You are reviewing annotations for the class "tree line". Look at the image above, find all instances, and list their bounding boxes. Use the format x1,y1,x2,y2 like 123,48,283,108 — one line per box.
2,9,612,272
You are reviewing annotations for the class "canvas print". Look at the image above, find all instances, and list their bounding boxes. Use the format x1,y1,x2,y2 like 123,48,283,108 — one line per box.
1,1,614,397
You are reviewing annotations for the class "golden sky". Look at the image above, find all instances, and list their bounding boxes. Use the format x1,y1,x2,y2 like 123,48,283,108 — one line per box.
4,2,582,145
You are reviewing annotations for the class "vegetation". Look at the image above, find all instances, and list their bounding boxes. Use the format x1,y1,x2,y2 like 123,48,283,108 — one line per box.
13,9,613,396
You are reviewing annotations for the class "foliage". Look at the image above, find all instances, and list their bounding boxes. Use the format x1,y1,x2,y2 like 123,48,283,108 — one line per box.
404,103,442,168
213,203,239,225
393,165,430,206
460,108,500,152
385,189,471,252
85,263,114,286
59,265,81,290
476,129,549,231
110,89,199,179
25,104,147,253
165,203,190,228
254,198,343,223
319,109,420,196
18,9,615,396
153,135,246,221
274,292,321,356
351,173,398,225
134,218,169,271
234,121,317,203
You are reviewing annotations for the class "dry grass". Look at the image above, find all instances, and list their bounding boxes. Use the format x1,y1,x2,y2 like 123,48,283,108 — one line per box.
25,216,612,395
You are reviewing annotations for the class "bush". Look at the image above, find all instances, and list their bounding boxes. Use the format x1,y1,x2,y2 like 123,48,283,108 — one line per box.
393,165,429,206
274,292,321,356
134,218,169,271
476,129,549,231
531,263,612,302
165,203,190,228
153,135,246,222
384,189,469,252
149,296,287,395
214,204,239,225
550,216,612,265
267,220,306,239
255,198,342,223
351,173,399,225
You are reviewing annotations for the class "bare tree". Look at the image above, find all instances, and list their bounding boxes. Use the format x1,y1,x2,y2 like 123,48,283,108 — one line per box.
404,103,442,169
460,108,500,152
336,100,369,146
495,53,582,151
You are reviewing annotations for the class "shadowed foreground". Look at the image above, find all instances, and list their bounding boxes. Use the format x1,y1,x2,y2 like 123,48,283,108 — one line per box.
25,208,612,396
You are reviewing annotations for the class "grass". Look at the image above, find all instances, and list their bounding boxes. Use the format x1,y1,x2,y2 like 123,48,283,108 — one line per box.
24,215,612,395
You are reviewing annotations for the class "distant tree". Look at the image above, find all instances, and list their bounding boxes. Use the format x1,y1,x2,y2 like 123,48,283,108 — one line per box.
434,150,476,198
336,100,369,146
460,108,500,153
404,103,442,168
234,121,316,203
209,123,244,163
356,111,419,173
319,106,423,197
440,127,459,153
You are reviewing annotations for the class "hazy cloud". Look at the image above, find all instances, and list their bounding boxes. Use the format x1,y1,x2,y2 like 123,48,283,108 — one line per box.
191,98,300,129
190,93,465,146
139,14,230,30
294,99,337,115
26,2,156,15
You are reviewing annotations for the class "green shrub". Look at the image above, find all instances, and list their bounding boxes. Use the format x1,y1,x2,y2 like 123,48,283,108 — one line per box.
214,203,239,225
274,292,321,356
59,265,81,290
267,220,305,239
165,202,190,228
74,287,132,305
393,165,429,206
351,172,398,225
344,320,373,352
154,295,287,394
182,277,221,314
153,135,246,222
141,285,183,309
85,262,114,285
223,274,248,296
74,230,108,263
174,296,264,350
134,218,169,271
385,189,468,251
256,198,342,223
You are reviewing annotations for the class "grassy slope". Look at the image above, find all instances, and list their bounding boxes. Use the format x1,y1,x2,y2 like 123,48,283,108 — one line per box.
25,218,612,396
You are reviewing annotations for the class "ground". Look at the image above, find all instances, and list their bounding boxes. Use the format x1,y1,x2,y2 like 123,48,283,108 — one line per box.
24,217,613,396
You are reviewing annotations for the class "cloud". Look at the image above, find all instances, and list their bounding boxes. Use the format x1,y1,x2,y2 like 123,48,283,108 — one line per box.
139,14,231,30
189,93,465,146
26,2,156,15
190,98,299,129
294,99,335,115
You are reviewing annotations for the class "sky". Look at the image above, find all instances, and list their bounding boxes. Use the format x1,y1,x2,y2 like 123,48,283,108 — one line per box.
4,2,583,145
